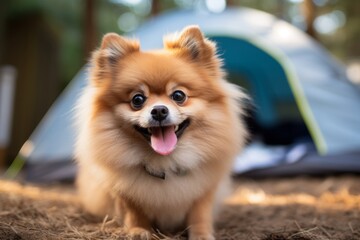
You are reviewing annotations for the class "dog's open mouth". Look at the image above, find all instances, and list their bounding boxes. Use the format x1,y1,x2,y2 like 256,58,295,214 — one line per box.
134,119,190,156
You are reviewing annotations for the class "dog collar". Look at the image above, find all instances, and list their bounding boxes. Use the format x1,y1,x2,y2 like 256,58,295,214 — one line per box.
143,165,188,180
144,165,166,180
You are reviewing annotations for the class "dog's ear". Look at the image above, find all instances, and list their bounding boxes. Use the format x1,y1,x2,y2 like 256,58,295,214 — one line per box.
100,33,139,64
164,25,217,62
164,26,221,77
90,33,139,86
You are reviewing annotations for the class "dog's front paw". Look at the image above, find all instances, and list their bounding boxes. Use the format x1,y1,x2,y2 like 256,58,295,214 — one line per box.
189,233,215,240
126,227,152,240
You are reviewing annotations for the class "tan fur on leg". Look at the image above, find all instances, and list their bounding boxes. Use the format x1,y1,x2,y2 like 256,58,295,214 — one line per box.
187,189,216,240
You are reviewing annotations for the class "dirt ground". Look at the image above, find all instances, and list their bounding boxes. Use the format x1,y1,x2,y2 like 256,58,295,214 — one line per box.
0,175,359,240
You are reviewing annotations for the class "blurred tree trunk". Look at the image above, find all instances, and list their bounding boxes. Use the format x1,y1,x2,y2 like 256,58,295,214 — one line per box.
276,0,286,19
151,0,160,16
302,0,317,39
84,0,96,58
4,13,60,164
343,1,360,59
227,0,236,7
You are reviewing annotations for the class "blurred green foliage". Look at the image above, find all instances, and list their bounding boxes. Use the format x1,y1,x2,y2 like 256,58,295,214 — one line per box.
0,0,359,88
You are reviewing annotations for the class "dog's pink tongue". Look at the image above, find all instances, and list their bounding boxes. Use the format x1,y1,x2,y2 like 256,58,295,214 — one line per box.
151,126,177,155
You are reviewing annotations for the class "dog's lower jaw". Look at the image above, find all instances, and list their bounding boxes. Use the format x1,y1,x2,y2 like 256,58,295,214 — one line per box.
134,118,191,142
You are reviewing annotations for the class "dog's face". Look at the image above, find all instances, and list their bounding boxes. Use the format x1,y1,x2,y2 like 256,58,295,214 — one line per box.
111,51,227,156
89,26,233,158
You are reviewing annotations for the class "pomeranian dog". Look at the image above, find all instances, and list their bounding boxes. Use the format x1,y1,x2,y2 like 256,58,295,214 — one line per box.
75,25,247,240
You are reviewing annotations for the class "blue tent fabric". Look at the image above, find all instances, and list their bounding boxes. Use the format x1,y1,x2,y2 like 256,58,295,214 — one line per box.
15,7,360,181
210,36,296,126
19,69,87,164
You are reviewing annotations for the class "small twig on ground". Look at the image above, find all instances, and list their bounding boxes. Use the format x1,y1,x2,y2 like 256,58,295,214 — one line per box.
289,226,319,238
65,219,89,239
348,222,354,233
319,226,332,238
101,214,109,231
10,225,19,235
294,220,302,231
0,211,12,216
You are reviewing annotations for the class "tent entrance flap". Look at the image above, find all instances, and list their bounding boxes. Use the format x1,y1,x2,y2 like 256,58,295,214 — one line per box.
210,36,320,148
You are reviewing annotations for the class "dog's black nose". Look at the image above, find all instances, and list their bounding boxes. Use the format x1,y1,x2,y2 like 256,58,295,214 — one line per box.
151,105,169,121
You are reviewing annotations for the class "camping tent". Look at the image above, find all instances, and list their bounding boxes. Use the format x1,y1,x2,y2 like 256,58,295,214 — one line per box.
11,7,360,181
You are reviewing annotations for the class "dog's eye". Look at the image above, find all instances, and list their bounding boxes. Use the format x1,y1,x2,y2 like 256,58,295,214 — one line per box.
171,90,187,104
131,94,147,109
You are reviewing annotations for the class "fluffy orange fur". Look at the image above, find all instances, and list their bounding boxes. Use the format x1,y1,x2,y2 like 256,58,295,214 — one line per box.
75,25,247,240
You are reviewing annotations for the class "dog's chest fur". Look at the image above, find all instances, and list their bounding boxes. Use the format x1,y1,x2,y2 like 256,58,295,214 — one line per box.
111,162,214,231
